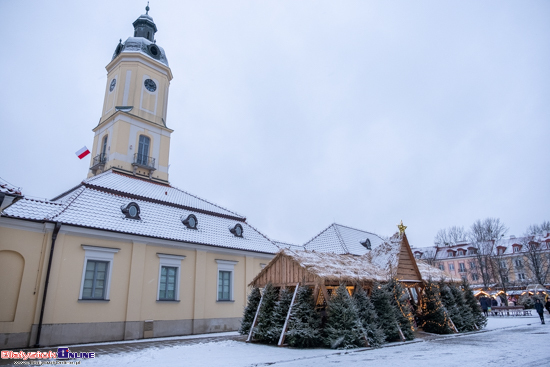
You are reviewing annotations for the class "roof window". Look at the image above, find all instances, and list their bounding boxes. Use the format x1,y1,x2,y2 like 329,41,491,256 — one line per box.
360,238,372,250
121,202,141,220
182,214,198,229
230,224,243,237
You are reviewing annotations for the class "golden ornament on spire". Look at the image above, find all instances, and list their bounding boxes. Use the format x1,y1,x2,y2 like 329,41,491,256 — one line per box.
397,220,407,235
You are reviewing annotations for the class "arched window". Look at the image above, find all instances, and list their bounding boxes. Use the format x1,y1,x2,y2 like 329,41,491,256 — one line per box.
137,135,150,165
101,135,108,162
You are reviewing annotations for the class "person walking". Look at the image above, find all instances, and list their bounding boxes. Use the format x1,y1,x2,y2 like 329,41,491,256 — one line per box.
544,298,550,315
534,299,545,324
480,297,489,317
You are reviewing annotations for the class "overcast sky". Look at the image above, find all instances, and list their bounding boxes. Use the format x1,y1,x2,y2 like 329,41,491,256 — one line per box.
2,1,549,248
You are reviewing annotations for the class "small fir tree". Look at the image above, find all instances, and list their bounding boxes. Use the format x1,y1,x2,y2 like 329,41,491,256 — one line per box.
239,287,262,335
419,280,453,334
324,284,365,349
285,286,323,348
386,278,415,340
449,283,476,332
253,283,280,344
268,287,294,342
352,286,386,347
461,279,487,329
370,282,401,342
438,282,464,332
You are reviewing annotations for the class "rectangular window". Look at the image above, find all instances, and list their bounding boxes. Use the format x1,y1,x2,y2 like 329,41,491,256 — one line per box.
79,245,119,301
449,263,455,271
513,247,520,253
517,273,526,280
499,260,507,269
82,260,108,299
157,253,185,301
468,249,476,255
515,259,523,268
216,259,238,302
159,266,177,300
439,264,444,271
459,263,466,272
218,271,231,301
471,273,479,281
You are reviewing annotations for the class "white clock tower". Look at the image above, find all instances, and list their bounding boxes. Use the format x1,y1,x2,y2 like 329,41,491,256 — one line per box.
88,5,173,183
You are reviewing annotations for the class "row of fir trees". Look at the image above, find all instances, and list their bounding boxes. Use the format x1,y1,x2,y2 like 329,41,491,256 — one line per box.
239,280,418,349
240,278,486,349
418,279,487,334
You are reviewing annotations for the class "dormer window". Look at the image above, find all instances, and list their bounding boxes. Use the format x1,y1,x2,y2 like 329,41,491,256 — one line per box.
512,244,522,253
468,247,477,255
230,224,243,237
121,202,141,220
182,214,198,229
360,238,372,250
497,246,506,255
447,250,455,257
457,249,466,256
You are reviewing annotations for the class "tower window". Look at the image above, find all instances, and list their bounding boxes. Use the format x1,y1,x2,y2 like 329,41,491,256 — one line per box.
101,135,108,157
137,135,151,165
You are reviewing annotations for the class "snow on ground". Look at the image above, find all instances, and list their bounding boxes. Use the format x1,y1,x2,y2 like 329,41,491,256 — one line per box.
78,316,549,367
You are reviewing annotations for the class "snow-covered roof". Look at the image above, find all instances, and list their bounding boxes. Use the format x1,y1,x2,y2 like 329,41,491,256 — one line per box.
0,177,22,196
303,223,385,255
114,36,169,66
432,235,550,260
3,171,279,254
58,170,245,220
272,240,303,250
251,234,449,286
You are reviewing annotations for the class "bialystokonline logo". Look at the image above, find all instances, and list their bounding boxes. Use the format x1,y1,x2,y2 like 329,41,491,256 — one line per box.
1,347,95,364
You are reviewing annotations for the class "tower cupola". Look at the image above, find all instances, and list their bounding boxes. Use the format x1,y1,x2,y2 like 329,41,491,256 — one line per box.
132,4,157,42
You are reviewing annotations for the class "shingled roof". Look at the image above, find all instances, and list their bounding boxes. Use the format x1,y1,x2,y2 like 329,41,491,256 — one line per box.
303,223,385,255
250,233,451,287
3,170,279,254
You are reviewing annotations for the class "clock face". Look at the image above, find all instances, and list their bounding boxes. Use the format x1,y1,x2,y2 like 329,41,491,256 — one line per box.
109,79,116,92
144,79,157,92
235,225,242,236
188,216,196,228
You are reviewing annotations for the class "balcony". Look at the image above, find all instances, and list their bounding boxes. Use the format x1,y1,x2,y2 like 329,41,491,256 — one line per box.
89,153,107,173
132,153,156,178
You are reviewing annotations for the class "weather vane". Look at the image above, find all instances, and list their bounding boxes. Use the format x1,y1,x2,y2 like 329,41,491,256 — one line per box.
397,220,407,235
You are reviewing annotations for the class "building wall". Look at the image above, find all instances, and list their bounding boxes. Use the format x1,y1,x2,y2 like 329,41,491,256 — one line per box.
0,219,272,348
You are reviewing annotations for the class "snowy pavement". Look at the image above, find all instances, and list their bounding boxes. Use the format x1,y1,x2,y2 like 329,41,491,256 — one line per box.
2,316,548,367
75,316,548,367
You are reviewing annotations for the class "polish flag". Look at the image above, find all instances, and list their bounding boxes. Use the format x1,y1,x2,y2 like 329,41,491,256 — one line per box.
75,146,90,159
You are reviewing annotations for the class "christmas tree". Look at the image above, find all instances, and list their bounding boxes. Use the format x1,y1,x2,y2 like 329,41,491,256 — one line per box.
253,283,280,344
324,284,365,349
239,287,262,335
285,286,323,348
419,280,453,334
269,287,294,343
461,278,487,329
352,286,386,347
370,282,401,342
386,278,415,340
438,282,463,332
449,283,476,332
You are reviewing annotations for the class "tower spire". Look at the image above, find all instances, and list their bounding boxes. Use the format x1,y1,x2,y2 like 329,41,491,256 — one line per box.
146,2,150,15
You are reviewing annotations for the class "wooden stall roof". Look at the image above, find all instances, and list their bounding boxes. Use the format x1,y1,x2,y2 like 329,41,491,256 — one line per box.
250,233,446,288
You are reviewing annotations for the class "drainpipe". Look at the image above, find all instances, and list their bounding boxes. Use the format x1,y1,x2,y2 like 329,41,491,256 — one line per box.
34,222,62,348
